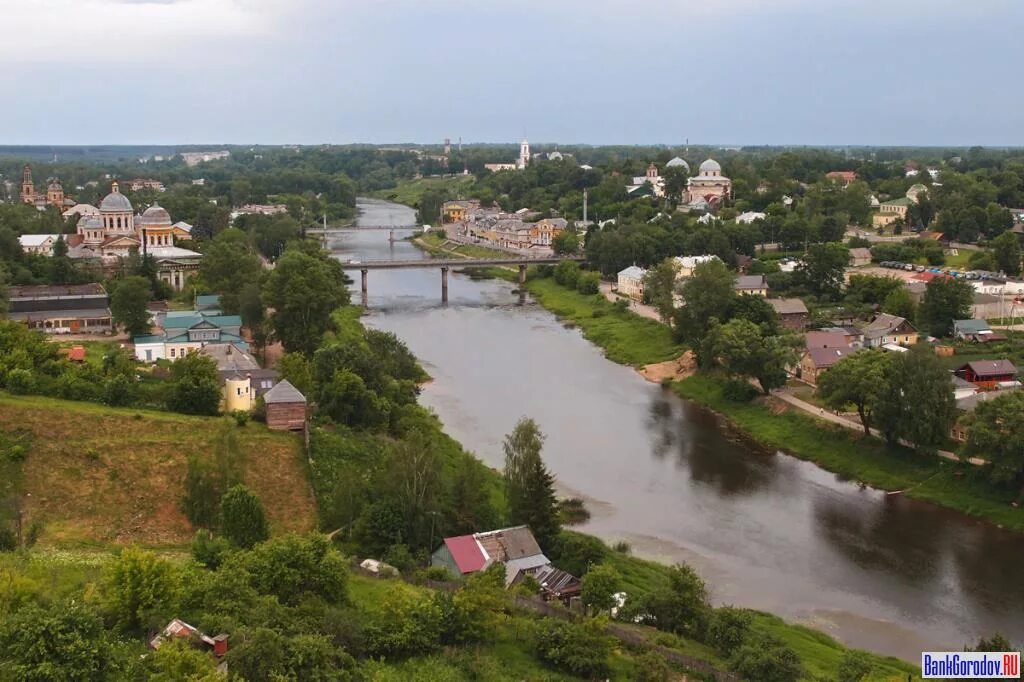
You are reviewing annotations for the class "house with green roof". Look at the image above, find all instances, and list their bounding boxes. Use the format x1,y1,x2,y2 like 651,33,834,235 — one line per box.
133,311,247,363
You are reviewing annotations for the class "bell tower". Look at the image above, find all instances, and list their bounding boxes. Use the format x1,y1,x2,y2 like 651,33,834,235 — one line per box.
20,165,35,204
518,138,531,169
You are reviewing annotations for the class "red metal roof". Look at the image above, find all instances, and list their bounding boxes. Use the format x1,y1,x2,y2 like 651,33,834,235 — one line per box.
444,534,487,573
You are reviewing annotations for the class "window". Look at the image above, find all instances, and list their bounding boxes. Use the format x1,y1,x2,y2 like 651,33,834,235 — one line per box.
170,348,176,358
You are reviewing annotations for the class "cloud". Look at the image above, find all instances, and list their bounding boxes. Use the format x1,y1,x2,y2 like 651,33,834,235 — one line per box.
0,0,290,62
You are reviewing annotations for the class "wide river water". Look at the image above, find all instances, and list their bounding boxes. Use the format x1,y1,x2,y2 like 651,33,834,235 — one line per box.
333,198,1024,661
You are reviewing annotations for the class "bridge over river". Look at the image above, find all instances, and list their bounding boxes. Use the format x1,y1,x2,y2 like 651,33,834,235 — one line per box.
340,255,584,303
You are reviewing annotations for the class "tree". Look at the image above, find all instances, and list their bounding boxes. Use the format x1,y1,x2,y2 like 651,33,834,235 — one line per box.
729,634,802,682
705,318,799,394
992,231,1022,276
816,350,890,436
836,650,873,682
580,563,620,614
531,618,612,680
881,286,916,320
0,602,116,681
552,230,580,255
965,391,1024,503
166,352,221,416
707,606,753,657
799,242,849,300
146,638,220,682
632,563,710,639
575,271,600,294
238,533,348,606
238,281,268,357
109,275,151,336
220,484,270,549
644,258,681,325
197,228,263,313
263,245,349,355
920,276,974,337
672,259,736,346
502,417,560,550
553,260,581,288
874,346,957,454
103,547,181,635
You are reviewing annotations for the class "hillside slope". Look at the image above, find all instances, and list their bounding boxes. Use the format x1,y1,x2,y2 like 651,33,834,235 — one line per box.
0,394,317,546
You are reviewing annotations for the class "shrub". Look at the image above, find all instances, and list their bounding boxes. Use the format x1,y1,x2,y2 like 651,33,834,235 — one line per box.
576,271,600,295
707,606,753,656
220,485,270,549
231,410,250,427
238,533,348,606
5,369,35,395
547,532,607,577
722,379,759,402
531,618,612,679
633,651,672,682
0,526,16,551
102,374,137,407
612,540,631,554
728,634,803,682
190,530,232,569
837,650,873,682
557,497,591,525
553,260,581,288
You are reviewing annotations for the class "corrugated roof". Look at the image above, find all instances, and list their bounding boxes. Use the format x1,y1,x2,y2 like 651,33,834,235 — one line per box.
262,379,306,404
475,525,542,561
767,298,808,315
961,360,1018,377
805,347,853,368
443,534,488,574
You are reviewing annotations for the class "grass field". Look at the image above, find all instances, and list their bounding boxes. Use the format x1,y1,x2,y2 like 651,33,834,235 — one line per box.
416,232,513,261
523,278,685,366
673,373,1024,531
0,393,317,547
371,176,476,211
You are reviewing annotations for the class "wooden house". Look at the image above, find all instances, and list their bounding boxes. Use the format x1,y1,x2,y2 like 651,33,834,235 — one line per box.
263,379,307,431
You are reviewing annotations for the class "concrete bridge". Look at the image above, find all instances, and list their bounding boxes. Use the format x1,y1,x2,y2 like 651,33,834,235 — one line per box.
339,255,584,303
308,225,424,245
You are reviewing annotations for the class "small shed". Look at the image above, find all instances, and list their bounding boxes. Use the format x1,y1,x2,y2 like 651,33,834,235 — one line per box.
262,379,307,431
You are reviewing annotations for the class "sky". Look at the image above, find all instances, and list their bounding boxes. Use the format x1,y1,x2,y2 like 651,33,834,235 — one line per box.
1,0,1021,146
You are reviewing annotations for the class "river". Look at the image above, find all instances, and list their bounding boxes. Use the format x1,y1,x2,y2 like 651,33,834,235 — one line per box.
332,198,1024,662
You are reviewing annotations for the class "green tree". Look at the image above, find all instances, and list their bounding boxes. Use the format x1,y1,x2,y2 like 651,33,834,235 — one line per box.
263,245,349,355
220,484,270,549
632,563,710,639
277,352,313,396
166,352,221,416
237,533,348,606
920,276,974,337
552,230,580,255
197,228,263,313
816,349,890,436
965,390,1024,503
575,271,600,294
881,286,916,320
992,231,1022,276
553,260,581,288
103,546,181,635
707,606,753,657
0,602,116,682
531,618,612,680
729,634,802,682
580,563,620,614
109,275,151,336
644,258,681,325
799,242,850,300
874,346,957,454
502,417,560,550
145,638,220,682
705,318,799,394
49,235,77,284
672,259,737,347
836,649,873,682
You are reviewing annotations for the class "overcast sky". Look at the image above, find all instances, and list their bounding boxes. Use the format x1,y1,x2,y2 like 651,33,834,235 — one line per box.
1,0,1020,146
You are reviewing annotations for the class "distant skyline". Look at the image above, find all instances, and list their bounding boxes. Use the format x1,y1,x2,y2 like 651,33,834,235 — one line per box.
1,0,1021,147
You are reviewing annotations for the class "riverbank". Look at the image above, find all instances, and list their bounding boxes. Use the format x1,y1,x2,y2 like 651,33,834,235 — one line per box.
517,276,1024,532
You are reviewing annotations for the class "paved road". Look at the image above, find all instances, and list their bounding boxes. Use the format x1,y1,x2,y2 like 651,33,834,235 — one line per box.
598,282,662,321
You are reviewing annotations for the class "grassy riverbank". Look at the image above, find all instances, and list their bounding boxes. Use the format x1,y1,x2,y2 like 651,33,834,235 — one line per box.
523,277,684,366
370,175,476,209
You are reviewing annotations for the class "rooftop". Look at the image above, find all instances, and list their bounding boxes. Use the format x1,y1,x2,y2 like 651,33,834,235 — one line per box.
767,298,808,315
263,379,306,404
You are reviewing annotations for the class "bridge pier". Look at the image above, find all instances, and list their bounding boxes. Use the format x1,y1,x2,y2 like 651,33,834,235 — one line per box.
518,264,527,287
361,269,368,306
441,267,449,303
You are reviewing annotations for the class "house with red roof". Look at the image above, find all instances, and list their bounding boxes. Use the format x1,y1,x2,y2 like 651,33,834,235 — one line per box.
431,525,581,603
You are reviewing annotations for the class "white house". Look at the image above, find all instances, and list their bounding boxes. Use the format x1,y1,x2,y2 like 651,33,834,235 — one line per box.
673,255,719,279
18,234,62,256
617,266,647,302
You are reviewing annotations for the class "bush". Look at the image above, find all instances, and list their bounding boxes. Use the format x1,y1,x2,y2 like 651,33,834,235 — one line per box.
836,650,873,682
238,533,349,606
231,410,250,427
576,271,600,295
531,618,612,679
5,369,36,395
633,651,672,682
220,485,270,549
0,526,16,551
722,379,759,402
707,606,752,656
553,260,581,288
190,529,232,569
729,634,802,682
547,532,607,577
102,374,137,407
612,540,631,554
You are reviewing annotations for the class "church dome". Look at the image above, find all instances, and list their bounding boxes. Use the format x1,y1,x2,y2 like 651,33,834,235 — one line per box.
699,158,721,174
99,183,133,212
666,156,690,170
139,203,172,226
47,180,63,192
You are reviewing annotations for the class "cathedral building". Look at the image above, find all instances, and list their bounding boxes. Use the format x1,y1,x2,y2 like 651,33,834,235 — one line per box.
684,159,732,210
19,165,76,212
75,181,201,291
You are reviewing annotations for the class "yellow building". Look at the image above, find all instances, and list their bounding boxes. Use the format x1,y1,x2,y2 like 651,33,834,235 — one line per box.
223,375,252,412
529,218,567,247
872,198,910,227
442,200,476,223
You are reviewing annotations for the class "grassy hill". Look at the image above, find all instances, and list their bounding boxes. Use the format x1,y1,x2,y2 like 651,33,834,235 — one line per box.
0,393,316,547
